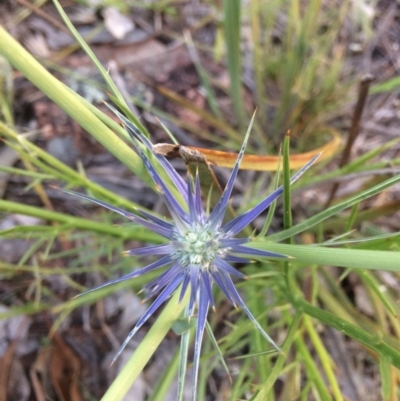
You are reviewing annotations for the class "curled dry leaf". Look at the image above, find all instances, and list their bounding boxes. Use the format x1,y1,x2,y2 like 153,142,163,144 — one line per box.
49,334,83,401
152,127,341,171
30,334,83,401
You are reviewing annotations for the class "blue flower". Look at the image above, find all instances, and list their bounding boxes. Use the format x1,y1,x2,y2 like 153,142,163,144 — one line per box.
63,107,318,398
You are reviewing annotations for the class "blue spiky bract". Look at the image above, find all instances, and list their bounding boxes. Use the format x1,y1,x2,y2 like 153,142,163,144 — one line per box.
64,106,320,400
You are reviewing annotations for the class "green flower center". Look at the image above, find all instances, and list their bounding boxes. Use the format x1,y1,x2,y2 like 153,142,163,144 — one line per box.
174,224,222,269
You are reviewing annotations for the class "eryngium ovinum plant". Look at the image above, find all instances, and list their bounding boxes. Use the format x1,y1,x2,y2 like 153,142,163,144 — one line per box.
61,107,318,400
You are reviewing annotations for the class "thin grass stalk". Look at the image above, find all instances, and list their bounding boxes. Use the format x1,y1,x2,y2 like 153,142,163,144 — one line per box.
223,0,245,129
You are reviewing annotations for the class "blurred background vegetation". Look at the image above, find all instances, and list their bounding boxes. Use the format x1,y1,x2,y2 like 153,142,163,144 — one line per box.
0,0,400,400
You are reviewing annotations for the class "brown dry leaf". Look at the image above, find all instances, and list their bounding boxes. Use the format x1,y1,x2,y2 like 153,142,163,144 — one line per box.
153,128,341,171
188,127,342,171
0,312,31,401
30,335,83,401
50,334,83,401
0,356,30,401
30,347,53,401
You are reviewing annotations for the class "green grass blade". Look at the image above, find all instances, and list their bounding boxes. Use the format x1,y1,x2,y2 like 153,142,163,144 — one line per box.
223,0,245,128
296,298,400,369
283,132,292,237
268,174,400,242
250,242,400,271
295,335,332,401
184,30,221,118
370,76,400,94
258,153,282,237
379,355,391,401
0,27,149,183
51,0,128,110
253,312,302,401
177,328,190,401
205,322,230,378
303,316,343,401
359,271,397,317
147,346,180,401
0,199,161,242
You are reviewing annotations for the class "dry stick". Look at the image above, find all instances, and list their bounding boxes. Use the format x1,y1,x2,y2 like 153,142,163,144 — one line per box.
325,74,374,207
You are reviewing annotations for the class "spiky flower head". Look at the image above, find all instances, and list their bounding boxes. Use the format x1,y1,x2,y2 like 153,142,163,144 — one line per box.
63,107,318,399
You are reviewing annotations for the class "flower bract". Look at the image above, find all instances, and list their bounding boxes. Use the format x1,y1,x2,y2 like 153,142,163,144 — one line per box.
63,106,319,399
